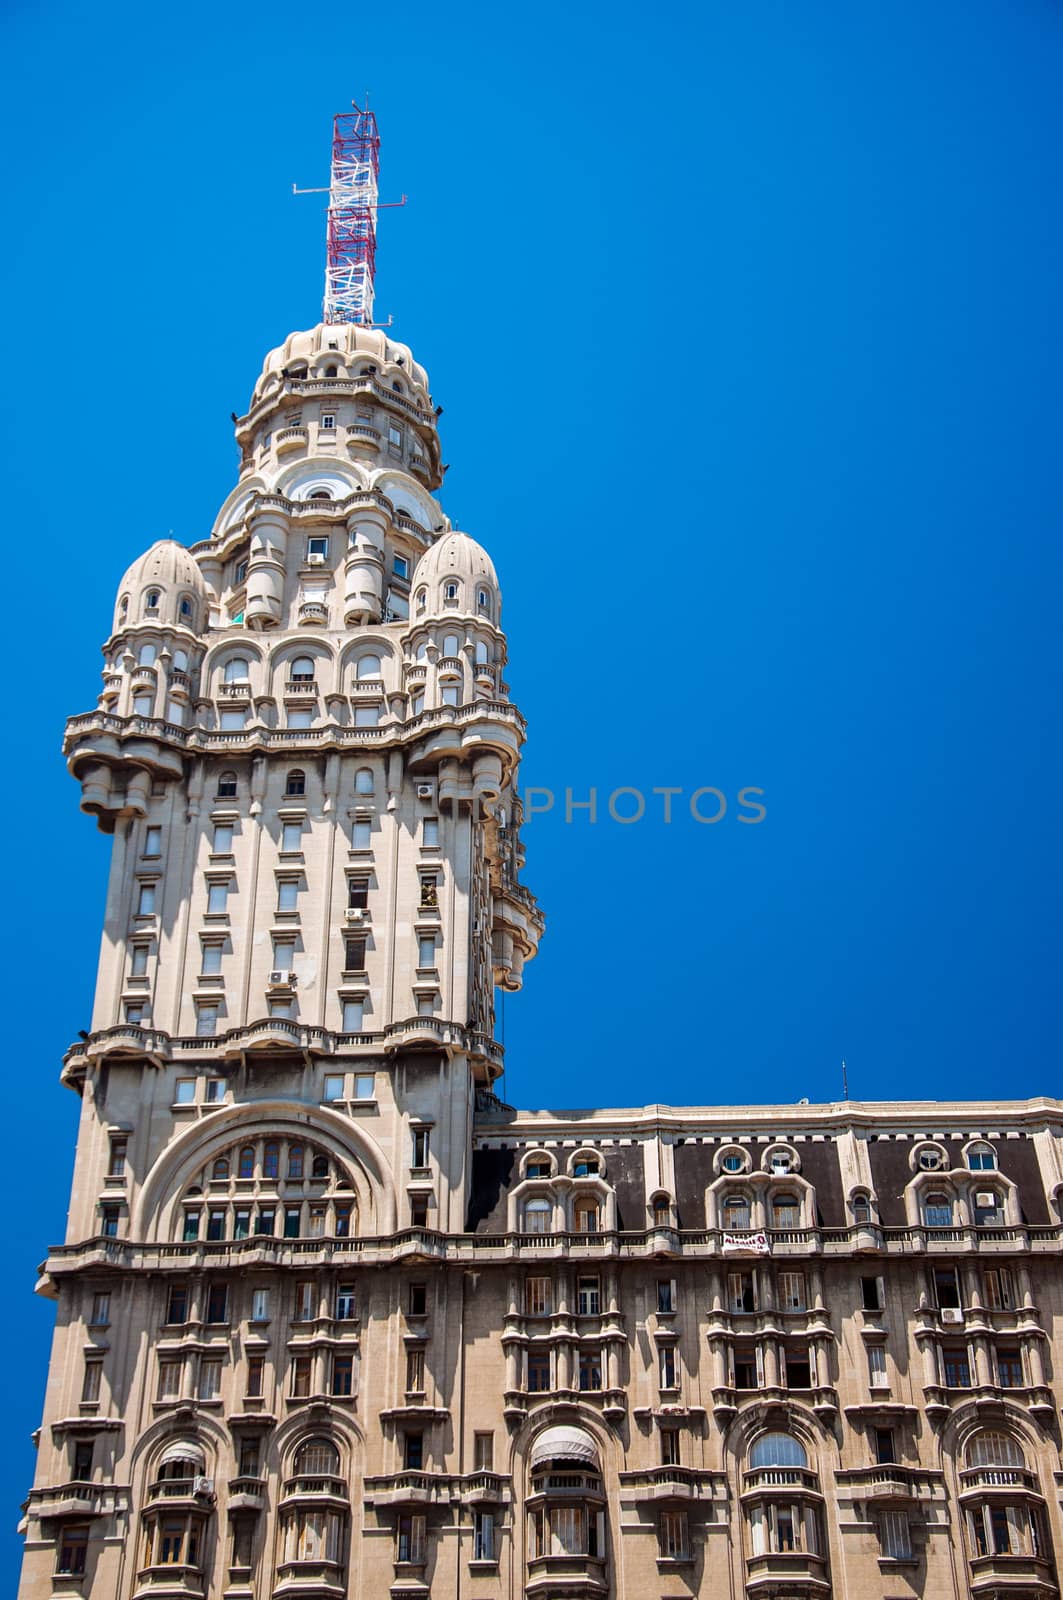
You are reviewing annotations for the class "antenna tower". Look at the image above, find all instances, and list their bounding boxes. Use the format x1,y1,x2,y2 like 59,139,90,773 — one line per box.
324,103,381,325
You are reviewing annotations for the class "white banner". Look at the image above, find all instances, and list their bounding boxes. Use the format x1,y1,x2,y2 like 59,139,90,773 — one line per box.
722,1230,770,1255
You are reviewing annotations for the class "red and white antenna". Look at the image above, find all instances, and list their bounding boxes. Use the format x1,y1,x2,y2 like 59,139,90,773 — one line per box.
294,100,406,326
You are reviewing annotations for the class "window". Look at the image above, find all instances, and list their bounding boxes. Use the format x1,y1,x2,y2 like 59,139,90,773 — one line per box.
107,1137,128,1178
138,643,158,667
406,1348,425,1392
880,1510,912,1560
474,1432,494,1471
137,882,157,915
130,943,149,976
336,1283,356,1320
404,1431,424,1470
392,554,409,579
861,1274,882,1311
217,770,238,796
273,940,295,976
473,1510,495,1561
73,1440,93,1479
967,1143,997,1170
198,1359,221,1400
477,587,491,615
657,1278,677,1314
157,1360,182,1401
527,1351,551,1392
277,878,299,911
525,1276,552,1316
722,1195,751,1229
234,1208,250,1239
578,1348,602,1391
577,1275,600,1316
661,1427,680,1466
81,1359,102,1403
445,580,458,600
934,1266,961,1309
779,1271,806,1311
290,1356,312,1398
341,998,364,1032
167,1283,189,1325
997,1347,1024,1387
219,708,246,730
721,1150,746,1173
943,1345,971,1388
206,880,229,914
141,824,162,857
206,1282,229,1323
206,1209,225,1239
852,1193,871,1224
574,1198,601,1234
196,1003,218,1037
984,1267,1014,1309
354,766,374,795
417,934,436,969
526,1160,550,1178
182,1209,200,1241
659,1346,678,1389
659,1509,689,1561
238,1144,255,1179
923,1191,953,1227
323,1074,344,1101
523,1197,552,1234
785,1349,812,1388
306,537,329,559
728,1271,757,1314
875,1427,897,1464
408,1282,427,1316
296,1281,316,1321
410,1195,429,1227
772,1192,800,1227
572,1156,599,1177
262,1141,279,1179
356,653,382,682
973,1188,1004,1226
56,1525,88,1576
255,1207,275,1236
285,768,306,796
90,1292,111,1326
397,1513,425,1564
320,413,335,430
868,1344,888,1388
749,1432,807,1469
412,1128,430,1168
918,1146,944,1171
123,1002,144,1026
174,1079,195,1105
283,1206,301,1238
653,1196,671,1225
331,1353,354,1396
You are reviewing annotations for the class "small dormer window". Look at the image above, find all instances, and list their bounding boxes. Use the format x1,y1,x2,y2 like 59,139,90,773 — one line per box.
234,559,248,585
145,590,160,612
967,1143,996,1171
573,1157,599,1177
180,597,193,618
118,595,129,622
918,1148,944,1172
324,365,338,376
319,416,336,431
526,1160,550,1179
138,644,157,667
477,588,490,615
415,589,427,615
445,582,459,601
721,1153,745,1173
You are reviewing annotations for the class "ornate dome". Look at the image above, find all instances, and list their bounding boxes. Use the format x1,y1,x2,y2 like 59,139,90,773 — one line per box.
250,323,431,408
113,539,208,635
410,531,500,624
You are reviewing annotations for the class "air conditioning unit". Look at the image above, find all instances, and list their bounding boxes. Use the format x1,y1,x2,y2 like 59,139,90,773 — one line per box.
417,784,435,799
307,553,326,567
941,1307,964,1325
346,908,367,923
975,1192,997,1209
193,1476,214,1497
269,970,296,986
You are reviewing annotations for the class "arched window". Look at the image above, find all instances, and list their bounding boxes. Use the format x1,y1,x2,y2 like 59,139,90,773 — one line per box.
749,1433,808,1470
285,769,306,796
144,590,161,612
652,1196,671,1226
172,649,189,672
852,1193,871,1224
966,1431,1026,1469
138,643,157,667
415,588,426,615
211,1157,230,1181
118,595,129,622
528,1428,606,1567
290,657,315,683
923,1191,953,1227
263,1142,280,1179
477,588,491,615
444,581,459,601
722,1194,751,1230
288,1144,304,1180
574,1198,601,1234
309,489,332,501
324,365,338,378
772,1193,800,1228
296,1438,340,1477
474,639,489,665
238,1145,255,1179
967,1143,997,1171
217,770,238,797
354,767,374,795
442,633,461,657
523,1198,552,1234
311,1154,329,1180
223,658,249,684
356,654,381,680
180,596,194,619
973,1187,1004,1226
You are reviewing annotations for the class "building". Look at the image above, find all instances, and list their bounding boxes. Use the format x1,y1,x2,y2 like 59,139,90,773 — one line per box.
18,249,1063,1600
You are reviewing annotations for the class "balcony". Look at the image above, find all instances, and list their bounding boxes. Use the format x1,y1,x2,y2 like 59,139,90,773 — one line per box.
959,1466,1041,1494
617,1465,719,1502
297,601,328,625
278,1474,349,1511
745,1551,830,1593
835,1464,942,1501
133,1565,205,1598
285,679,318,696
226,1473,266,1511
968,1553,1057,1591
362,1470,452,1507
275,426,309,454
29,1479,112,1518
742,1467,822,1497
273,1558,346,1597
525,1554,608,1597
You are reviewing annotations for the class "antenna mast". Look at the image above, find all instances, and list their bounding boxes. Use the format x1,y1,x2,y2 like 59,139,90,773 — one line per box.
324,103,381,325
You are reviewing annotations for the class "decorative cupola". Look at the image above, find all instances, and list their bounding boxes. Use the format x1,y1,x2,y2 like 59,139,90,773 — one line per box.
112,539,209,637
409,530,500,626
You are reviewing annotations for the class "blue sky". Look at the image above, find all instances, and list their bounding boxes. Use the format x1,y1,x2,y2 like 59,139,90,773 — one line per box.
2,0,1062,1577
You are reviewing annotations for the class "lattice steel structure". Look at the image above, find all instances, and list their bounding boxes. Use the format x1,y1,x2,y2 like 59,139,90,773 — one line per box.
324,104,381,325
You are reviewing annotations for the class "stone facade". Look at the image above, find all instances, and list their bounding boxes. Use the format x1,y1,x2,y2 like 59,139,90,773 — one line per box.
17,317,1063,1600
